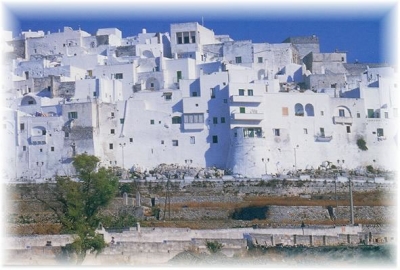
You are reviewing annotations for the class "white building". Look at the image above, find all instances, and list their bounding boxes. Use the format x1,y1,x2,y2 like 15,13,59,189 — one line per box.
1,22,398,181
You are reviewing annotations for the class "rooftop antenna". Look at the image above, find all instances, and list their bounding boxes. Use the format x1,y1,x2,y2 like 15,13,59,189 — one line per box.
201,16,204,26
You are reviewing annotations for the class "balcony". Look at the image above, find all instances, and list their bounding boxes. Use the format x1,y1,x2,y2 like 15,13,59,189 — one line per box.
30,135,47,145
183,122,205,130
232,112,264,121
314,134,332,142
231,95,263,103
333,116,353,125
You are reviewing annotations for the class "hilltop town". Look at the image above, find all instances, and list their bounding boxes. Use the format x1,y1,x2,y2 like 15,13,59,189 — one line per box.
2,22,398,182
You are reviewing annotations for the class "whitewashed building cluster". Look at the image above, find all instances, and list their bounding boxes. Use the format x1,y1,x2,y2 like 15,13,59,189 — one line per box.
1,22,398,181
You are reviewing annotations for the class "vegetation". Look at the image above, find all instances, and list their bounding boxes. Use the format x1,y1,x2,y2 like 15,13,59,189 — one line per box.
357,137,368,151
206,240,223,253
35,154,119,264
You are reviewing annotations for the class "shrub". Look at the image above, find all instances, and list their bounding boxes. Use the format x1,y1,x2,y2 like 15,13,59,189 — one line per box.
206,240,223,253
357,138,368,151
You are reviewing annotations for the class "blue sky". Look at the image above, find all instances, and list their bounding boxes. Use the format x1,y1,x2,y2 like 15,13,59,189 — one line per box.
2,1,398,64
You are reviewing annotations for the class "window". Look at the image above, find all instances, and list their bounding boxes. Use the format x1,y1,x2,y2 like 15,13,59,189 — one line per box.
120,118,125,124
377,128,384,137
172,140,179,146
42,129,46,135
321,111,324,116
244,128,262,138
223,99,228,104
111,129,115,134
150,120,155,125
23,146,26,151
177,71,182,82
115,73,123,79
239,89,245,96
221,117,226,123
183,113,204,123
240,107,246,113
161,140,164,144
357,112,361,118
248,89,254,96
339,109,345,117
183,32,190,43
295,103,304,116
172,116,181,124
304,128,308,134
192,92,198,97
176,33,183,44
305,104,314,116
68,111,78,119
213,117,218,124
212,135,218,143
235,57,242,64
109,143,113,150
274,129,280,136
346,126,351,133
282,107,289,116
367,109,374,118
51,146,55,151
164,93,172,100
190,32,196,43
129,138,133,143
65,132,69,138
93,91,97,97
111,112,115,117
385,112,389,119
190,136,195,144
210,88,216,98
20,123,25,130
258,57,263,63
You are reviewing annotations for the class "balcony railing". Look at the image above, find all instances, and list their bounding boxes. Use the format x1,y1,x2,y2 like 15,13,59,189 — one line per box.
333,116,353,125
230,95,263,103
232,112,264,121
314,134,332,142
183,122,204,130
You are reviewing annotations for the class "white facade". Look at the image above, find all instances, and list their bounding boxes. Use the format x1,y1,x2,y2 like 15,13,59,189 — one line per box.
1,22,398,181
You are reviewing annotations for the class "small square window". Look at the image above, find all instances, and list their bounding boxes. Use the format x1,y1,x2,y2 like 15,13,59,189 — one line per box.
346,126,351,133
111,112,115,117
65,132,69,138
93,91,97,97
115,73,123,79
240,107,246,113
190,136,195,144
120,118,125,124
20,123,25,130
40,148,43,152
321,111,324,116
248,89,253,96
339,109,345,117
130,138,133,142
303,128,308,134
274,129,280,136
235,57,242,64
213,117,218,124
68,111,78,119
111,129,115,134
150,120,155,125
161,140,164,144
221,117,226,123
109,143,113,150
23,146,26,151
258,57,263,63
212,135,218,143
357,112,361,118
384,112,389,119
223,99,228,104
172,140,178,146
51,146,55,151
239,89,245,96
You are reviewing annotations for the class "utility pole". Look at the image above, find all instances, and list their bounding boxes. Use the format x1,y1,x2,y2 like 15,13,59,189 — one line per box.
349,178,354,225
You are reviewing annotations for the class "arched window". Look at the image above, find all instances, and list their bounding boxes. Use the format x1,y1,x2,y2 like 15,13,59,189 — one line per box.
172,116,181,124
305,104,315,116
295,103,304,116
21,96,37,106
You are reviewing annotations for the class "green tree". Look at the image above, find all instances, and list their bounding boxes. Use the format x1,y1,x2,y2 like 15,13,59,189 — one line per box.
35,154,118,264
